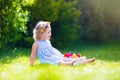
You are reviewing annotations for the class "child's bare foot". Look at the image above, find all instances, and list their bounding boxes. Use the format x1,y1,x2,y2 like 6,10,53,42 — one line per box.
59,60,76,66
84,58,96,64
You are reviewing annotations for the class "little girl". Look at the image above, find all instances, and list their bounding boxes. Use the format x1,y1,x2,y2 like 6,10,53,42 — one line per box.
29,21,96,66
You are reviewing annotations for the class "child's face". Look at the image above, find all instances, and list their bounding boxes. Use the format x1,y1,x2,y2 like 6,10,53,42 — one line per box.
40,27,51,40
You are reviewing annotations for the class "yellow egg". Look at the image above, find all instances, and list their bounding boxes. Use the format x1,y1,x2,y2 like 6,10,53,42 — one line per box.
72,54,77,58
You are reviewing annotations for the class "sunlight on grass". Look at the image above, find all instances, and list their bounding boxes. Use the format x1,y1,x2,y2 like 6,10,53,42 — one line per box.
0,43,120,80
0,57,120,80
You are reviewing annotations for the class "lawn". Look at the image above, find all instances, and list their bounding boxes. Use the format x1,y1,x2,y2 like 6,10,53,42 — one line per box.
0,43,120,80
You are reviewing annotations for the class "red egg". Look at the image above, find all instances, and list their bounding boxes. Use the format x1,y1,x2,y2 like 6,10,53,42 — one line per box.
76,54,81,58
64,53,69,58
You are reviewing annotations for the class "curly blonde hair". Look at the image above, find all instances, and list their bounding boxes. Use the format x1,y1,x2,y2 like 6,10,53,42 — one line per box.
33,21,50,41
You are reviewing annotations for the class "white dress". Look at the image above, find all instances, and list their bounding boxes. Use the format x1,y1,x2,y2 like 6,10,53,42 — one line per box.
37,40,87,65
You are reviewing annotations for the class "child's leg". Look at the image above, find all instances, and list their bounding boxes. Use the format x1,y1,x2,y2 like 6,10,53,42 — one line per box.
84,58,96,64
73,57,96,66
59,59,76,66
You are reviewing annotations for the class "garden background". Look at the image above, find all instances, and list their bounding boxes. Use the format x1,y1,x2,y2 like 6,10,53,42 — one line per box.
0,0,120,80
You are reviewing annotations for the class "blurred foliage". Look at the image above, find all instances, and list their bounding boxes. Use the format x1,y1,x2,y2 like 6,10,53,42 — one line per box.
26,0,60,38
78,0,120,43
51,0,81,47
0,0,120,51
0,0,30,50
26,0,81,47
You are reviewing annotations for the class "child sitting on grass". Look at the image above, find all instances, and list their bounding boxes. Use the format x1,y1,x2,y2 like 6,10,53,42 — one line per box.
29,21,96,66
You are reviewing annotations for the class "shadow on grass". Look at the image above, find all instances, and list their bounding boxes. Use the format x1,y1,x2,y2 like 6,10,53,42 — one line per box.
0,48,31,64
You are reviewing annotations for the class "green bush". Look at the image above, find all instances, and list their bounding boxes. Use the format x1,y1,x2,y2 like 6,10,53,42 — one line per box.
0,0,29,50
52,0,81,47
26,0,81,47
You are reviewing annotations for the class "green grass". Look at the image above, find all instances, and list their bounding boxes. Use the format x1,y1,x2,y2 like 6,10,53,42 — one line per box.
0,43,120,80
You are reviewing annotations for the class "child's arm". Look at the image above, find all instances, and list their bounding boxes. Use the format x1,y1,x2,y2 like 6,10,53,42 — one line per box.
29,42,38,65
